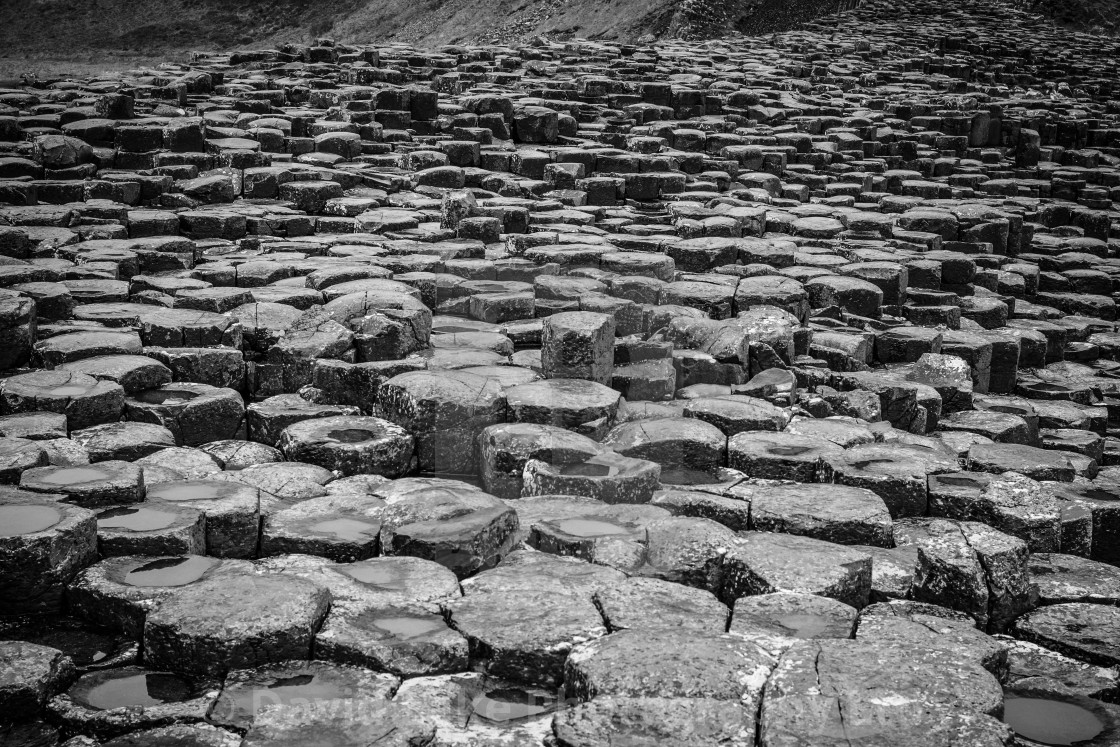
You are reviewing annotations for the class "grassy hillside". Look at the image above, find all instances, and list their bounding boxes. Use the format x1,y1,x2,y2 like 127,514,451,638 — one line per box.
6,0,1108,81
0,0,682,57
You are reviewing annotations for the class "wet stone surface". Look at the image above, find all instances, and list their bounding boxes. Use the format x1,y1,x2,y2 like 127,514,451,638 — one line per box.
7,0,1120,740
208,660,398,732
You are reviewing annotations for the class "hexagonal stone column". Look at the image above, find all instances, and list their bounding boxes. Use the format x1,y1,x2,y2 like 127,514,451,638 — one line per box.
375,478,519,578
541,311,615,385
1,370,124,430
246,395,361,447
748,483,893,546
208,660,398,732
46,665,216,741
601,417,727,482
145,480,268,558
67,554,252,635
522,451,661,504
731,591,857,640
1013,603,1120,668
722,532,873,608
0,641,75,718
564,629,775,705
124,383,244,446
143,573,330,677
895,518,1034,632
379,370,505,475
1,495,97,614
94,500,205,557
759,639,1008,744
260,494,384,562
478,423,602,500
21,461,144,506
278,415,414,477
505,378,621,439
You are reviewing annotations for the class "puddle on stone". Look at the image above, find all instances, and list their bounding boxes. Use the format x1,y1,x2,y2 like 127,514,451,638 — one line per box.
152,483,225,502
553,518,629,538
229,673,352,716
343,564,401,588
560,462,615,477
1080,488,1119,502
326,429,374,444
123,556,215,587
308,518,376,542
1003,696,1104,746
135,389,200,405
660,467,721,485
48,385,90,396
769,446,813,456
472,687,555,723
0,504,62,537
97,506,178,532
270,674,314,688
39,467,108,485
772,613,839,638
370,616,446,639
851,458,894,470
82,671,193,711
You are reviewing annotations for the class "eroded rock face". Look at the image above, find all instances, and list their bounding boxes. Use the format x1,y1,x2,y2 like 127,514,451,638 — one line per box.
5,0,1120,738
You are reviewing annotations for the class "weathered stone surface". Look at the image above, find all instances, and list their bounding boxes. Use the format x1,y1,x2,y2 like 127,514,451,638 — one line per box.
1013,603,1120,667
748,483,893,546
722,532,873,608
1,493,97,614
856,601,1008,678
564,629,774,704
143,573,331,676
260,493,384,562
374,478,519,578
208,660,398,731
551,696,757,747
46,665,216,741
759,640,1009,747
895,518,1035,632
277,415,414,477
731,591,856,641
0,641,75,717
594,576,728,634
240,697,436,747
67,554,249,635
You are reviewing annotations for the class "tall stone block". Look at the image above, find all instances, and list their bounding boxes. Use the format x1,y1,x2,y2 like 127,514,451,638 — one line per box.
542,312,616,385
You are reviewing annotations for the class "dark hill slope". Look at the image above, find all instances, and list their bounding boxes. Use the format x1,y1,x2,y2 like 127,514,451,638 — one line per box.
0,0,849,58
